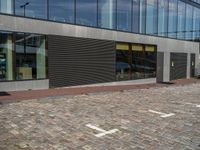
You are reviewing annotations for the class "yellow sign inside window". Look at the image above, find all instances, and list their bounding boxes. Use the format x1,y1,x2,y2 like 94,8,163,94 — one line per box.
145,45,156,52
132,45,143,51
116,43,129,50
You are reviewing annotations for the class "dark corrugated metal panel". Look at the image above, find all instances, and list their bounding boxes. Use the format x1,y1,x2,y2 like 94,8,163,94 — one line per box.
48,35,116,88
170,53,187,80
190,53,196,77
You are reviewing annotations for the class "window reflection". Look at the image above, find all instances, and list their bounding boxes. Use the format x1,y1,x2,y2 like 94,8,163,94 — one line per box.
0,0,13,14
76,0,97,27
117,0,132,32
15,33,46,80
168,0,177,38
15,0,47,19
158,0,168,36
0,32,13,81
177,1,186,39
98,0,116,29
49,0,74,23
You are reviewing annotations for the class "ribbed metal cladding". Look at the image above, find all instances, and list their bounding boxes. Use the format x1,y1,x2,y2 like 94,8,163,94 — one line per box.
190,53,196,77
170,53,187,81
48,35,116,88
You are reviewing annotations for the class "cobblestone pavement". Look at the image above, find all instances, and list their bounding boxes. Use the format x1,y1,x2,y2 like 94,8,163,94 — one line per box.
0,83,200,150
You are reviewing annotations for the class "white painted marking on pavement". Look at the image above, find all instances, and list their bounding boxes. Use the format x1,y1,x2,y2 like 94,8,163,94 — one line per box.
148,110,175,118
86,124,119,137
185,103,200,108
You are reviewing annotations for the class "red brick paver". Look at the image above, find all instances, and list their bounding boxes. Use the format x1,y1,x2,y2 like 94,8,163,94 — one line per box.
0,78,199,102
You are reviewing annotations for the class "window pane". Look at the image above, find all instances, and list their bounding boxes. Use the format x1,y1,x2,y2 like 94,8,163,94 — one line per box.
0,32,13,81
116,50,130,81
168,0,177,38
158,0,168,36
193,7,200,41
76,0,97,27
146,0,158,35
98,0,116,29
15,0,47,19
15,33,46,80
132,45,145,79
177,1,186,39
185,4,193,40
117,0,132,32
139,0,146,34
0,0,13,14
49,0,74,23
132,0,140,33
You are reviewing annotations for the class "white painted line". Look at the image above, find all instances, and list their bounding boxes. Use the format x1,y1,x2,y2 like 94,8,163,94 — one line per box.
86,124,119,138
161,113,175,118
95,129,119,137
86,124,106,133
148,110,175,118
148,110,165,115
185,103,200,108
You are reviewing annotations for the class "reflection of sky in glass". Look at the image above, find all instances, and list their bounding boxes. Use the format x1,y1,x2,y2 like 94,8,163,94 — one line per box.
76,0,97,26
15,0,47,19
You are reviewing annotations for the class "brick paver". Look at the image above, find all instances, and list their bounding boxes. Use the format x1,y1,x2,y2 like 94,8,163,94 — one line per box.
0,79,200,150
0,78,199,103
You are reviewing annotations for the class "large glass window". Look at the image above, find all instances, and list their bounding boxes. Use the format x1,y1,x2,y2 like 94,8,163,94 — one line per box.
132,44,145,79
117,0,132,32
168,0,177,38
144,45,156,78
193,7,200,41
139,0,146,34
0,0,13,14
116,43,157,81
158,0,168,36
146,0,158,35
15,33,46,80
76,0,97,27
49,0,74,23
0,32,13,81
132,0,140,33
185,4,193,40
177,1,186,39
116,43,130,81
98,0,116,29
15,0,47,19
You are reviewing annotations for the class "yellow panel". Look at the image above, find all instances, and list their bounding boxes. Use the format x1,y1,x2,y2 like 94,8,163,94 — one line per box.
132,45,143,51
116,43,129,50
145,45,156,52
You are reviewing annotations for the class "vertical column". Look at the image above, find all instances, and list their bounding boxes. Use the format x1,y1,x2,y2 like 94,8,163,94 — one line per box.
6,35,13,80
37,36,46,79
187,53,190,79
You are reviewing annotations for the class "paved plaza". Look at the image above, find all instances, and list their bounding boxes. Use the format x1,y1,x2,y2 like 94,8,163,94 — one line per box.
0,83,200,150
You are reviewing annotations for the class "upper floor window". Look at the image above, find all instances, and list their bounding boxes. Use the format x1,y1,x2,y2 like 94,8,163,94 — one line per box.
0,0,13,14
49,0,74,23
76,0,97,27
15,0,47,19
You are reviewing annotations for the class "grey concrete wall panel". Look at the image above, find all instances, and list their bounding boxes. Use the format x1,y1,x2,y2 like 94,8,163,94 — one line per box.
170,53,187,81
48,35,116,87
191,54,196,77
0,80,49,92
163,52,170,82
156,52,164,82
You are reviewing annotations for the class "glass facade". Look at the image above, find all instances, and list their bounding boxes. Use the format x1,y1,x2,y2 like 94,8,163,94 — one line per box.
0,0,199,41
0,31,47,82
0,0,13,14
76,0,97,27
15,0,47,19
49,0,74,23
117,0,132,32
116,43,157,81
0,32,13,81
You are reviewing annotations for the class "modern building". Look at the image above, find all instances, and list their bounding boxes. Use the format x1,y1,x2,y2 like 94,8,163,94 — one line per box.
0,0,199,91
